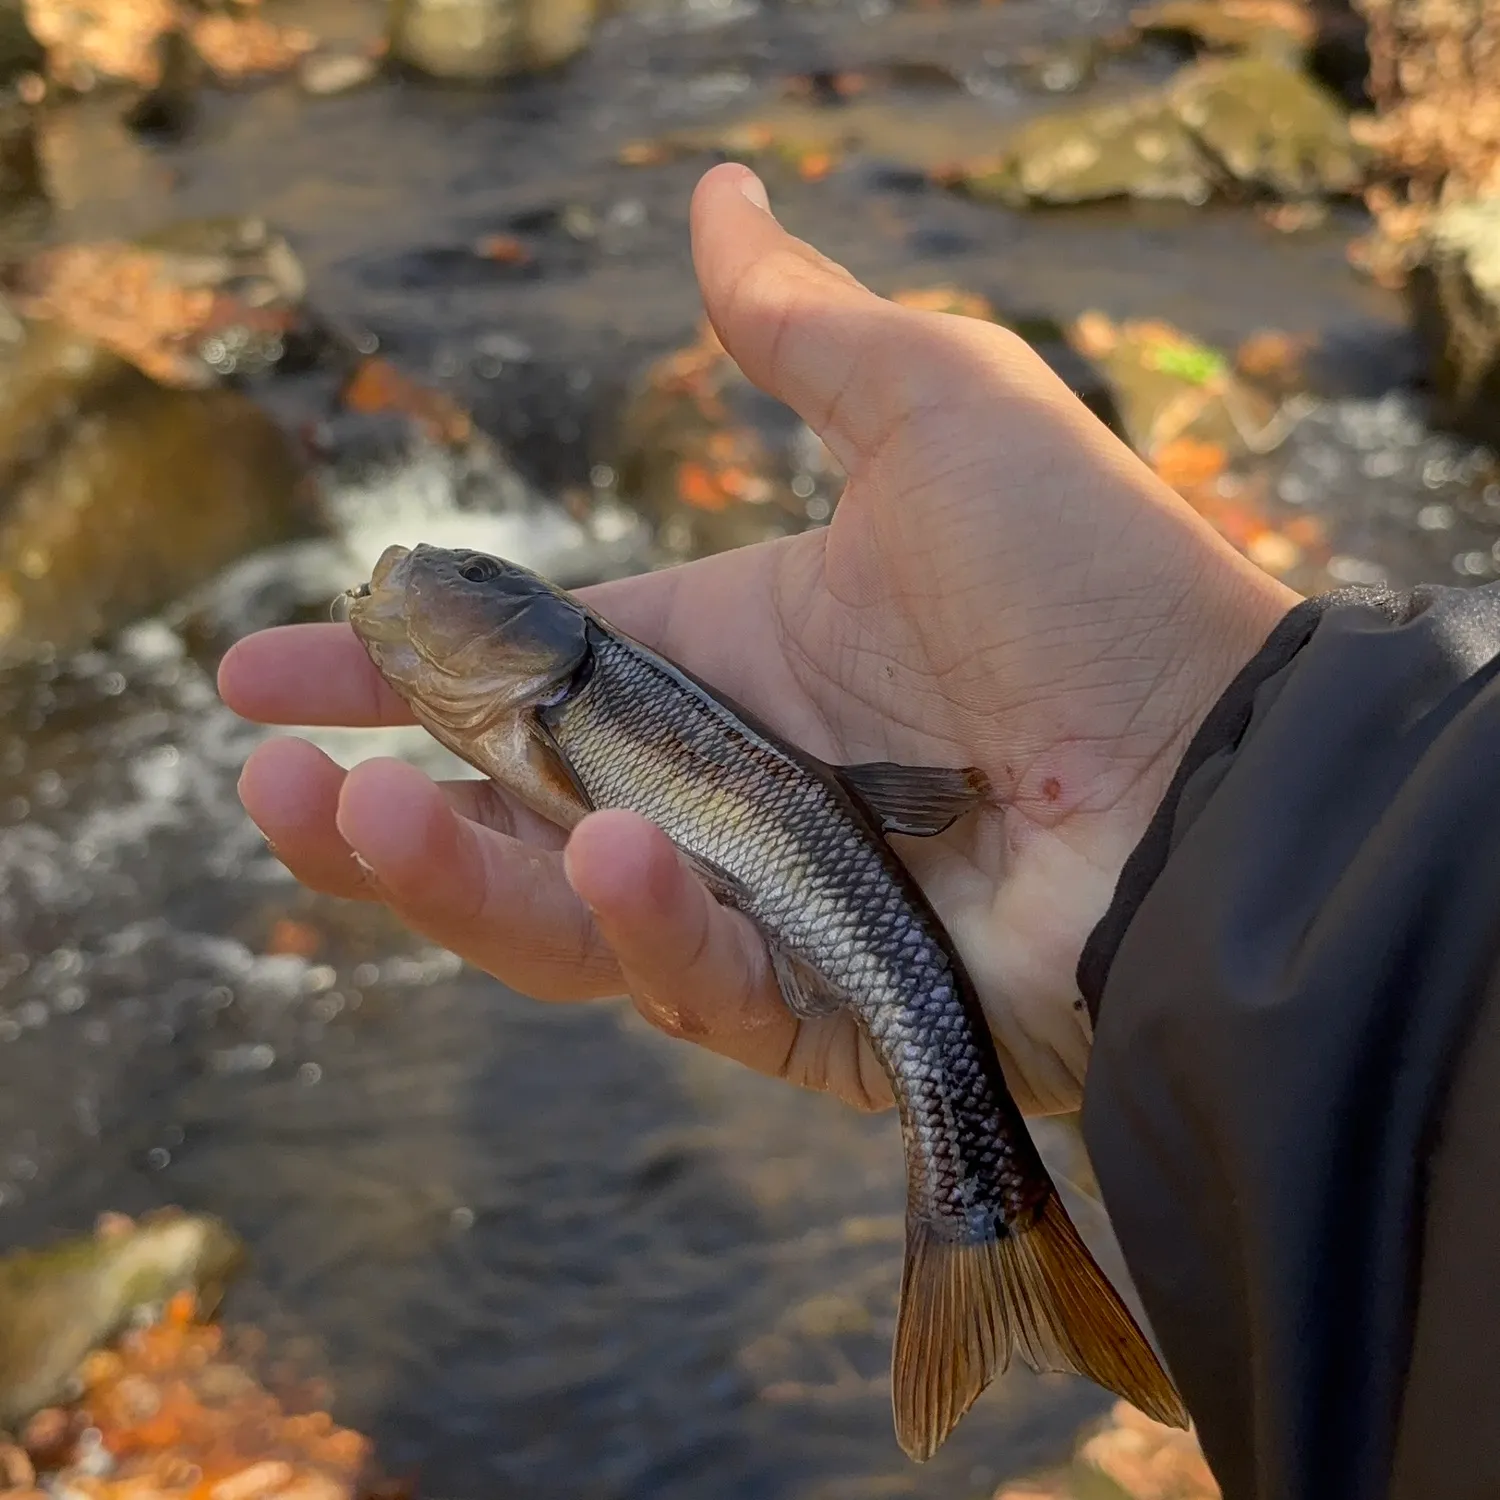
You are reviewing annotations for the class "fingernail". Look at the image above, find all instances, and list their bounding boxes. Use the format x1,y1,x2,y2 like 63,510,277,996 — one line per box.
738,170,771,213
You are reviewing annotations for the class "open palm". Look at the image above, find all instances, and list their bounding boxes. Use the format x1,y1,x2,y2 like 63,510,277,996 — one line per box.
220,164,1294,1117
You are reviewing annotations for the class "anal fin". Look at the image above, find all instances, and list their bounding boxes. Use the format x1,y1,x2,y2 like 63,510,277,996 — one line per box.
892,1196,1187,1463
838,762,991,837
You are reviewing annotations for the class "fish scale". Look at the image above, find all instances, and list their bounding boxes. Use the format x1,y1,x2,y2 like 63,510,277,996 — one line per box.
544,629,1037,1238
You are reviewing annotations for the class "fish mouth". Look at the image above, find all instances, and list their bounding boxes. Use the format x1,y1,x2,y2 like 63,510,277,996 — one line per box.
334,544,412,641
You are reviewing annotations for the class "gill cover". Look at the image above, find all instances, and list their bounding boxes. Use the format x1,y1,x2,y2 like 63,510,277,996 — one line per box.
400,546,594,725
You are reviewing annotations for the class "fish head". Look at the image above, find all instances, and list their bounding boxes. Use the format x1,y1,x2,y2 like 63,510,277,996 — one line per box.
340,543,592,735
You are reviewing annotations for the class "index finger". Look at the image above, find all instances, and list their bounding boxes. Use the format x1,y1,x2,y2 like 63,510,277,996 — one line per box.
217,623,416,727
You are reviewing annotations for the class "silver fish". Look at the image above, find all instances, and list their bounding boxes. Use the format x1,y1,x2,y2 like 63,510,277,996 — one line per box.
342,542,1186,1459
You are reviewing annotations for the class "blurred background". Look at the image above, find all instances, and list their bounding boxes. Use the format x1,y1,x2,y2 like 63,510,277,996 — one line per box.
0,0,1492,1494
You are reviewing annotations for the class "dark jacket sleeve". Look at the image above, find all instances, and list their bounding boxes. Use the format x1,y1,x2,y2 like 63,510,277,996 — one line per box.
1076,583,1500,1500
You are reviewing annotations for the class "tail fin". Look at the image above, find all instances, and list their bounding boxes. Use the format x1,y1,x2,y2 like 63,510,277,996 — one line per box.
892,1194,1187,1461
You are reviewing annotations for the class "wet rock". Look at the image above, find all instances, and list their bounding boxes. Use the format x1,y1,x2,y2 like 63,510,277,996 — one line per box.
339,353,473,446
8,216,309,386
0,1207,243,1427
1232,328,1318,400
23,0,174,90
0,1270,407,1500
24,0,312,94
941,51,1362,207
1407,196,1500,444
1067,311,1291,463
1167,52,1365,199
1062,312,1325,584
613,320,842,563
0,323,316,661
994,1399,1221,1498
1130,0,1313,58
188,9,315,81
947,94,1214,207
388,0,598,82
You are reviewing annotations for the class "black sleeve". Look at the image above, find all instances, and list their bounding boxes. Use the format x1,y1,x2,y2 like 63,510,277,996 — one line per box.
1076,582,1500,1500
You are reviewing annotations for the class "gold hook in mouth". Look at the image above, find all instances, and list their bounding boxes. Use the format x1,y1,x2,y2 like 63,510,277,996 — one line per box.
330,582,370,623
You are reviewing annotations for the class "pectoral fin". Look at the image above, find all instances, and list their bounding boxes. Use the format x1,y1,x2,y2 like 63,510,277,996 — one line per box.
680,849,754,910
770,946,850,1019
837,762,991,837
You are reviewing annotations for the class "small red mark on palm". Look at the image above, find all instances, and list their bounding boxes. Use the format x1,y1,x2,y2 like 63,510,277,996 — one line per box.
1041,776,1062,802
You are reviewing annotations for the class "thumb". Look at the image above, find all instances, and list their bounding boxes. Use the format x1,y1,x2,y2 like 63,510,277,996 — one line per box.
688,164,1062,478
688,163,918,472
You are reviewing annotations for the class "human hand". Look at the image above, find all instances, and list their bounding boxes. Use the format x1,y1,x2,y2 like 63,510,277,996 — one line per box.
219,163,1296,1117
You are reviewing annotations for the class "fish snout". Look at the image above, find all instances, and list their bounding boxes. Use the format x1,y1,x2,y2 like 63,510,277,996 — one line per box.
372,543,413,589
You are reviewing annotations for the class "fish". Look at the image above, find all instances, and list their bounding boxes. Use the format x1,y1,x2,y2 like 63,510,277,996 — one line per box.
0,1207,245,1428
340,542,1188,1459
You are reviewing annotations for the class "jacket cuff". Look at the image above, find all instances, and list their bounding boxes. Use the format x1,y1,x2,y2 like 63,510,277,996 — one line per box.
1076,586,1412,1025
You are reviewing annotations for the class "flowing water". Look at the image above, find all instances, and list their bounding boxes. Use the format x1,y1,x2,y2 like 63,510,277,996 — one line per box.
0,0,1495,1494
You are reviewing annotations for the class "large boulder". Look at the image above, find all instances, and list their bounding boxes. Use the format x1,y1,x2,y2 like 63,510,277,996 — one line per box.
387,0,598,82
0,324,315,662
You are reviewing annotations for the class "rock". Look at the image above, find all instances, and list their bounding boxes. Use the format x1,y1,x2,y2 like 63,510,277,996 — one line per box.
22,0,312,94
1233,327,1318,399
993,1399,1223,1497
0,1271,403,1500
23,0,176,90
0,1207,244,1428
0,323,316,661
387,0,598,82
339,353,473,445
949,94,1214,207
188,10,315,81
1077,1403,1222,1498
1064,312,1324,586
1167,53,1365,198
612,320,843,563
1406,195,1500,444
940,51,1363,208
1131,0,1313,58
8,215,310,387
1066,311,1288,462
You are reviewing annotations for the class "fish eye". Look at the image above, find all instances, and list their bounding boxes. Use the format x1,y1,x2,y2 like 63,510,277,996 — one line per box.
458,557,502,584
